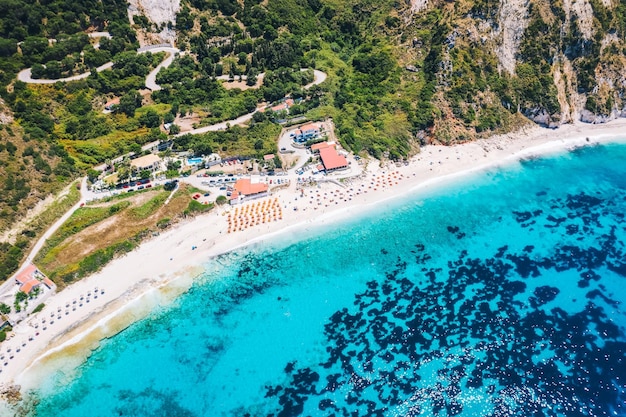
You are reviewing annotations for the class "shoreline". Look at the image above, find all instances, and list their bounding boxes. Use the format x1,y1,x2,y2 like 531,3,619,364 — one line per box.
2,119,626,405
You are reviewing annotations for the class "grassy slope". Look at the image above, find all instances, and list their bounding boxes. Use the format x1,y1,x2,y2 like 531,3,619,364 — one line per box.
35,184,209,288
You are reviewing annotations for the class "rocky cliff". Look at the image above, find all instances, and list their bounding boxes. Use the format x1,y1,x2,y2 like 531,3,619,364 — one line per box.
403,0,626,137
127,0,180,45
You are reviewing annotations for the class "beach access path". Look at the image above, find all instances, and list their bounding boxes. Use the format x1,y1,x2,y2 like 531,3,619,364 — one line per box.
0,178,88,312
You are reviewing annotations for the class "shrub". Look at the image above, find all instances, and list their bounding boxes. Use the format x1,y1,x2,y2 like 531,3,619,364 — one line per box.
32,303,45,314
157,217,171,229
185,199,213,214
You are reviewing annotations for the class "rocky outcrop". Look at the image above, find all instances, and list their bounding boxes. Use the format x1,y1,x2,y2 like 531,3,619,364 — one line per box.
493,0,530,74
524,107,560,129
0,98,13,125
570,0,595,40
579,108,625,123
410,0,429,14
0,384,21,404
127,0,180,45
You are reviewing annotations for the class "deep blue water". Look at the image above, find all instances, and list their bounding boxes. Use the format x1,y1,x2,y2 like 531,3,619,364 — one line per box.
30,142,626,417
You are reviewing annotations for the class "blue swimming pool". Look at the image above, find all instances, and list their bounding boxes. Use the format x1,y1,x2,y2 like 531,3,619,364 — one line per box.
187,157,203,165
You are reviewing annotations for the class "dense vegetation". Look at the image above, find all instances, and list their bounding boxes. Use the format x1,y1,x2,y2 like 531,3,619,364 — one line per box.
0,0,145,278
173,120,282,157
0,0,131,86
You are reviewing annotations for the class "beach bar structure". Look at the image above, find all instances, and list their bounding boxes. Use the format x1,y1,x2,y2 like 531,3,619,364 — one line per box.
230,178,269,205
319,147,349,172
15,264,55,295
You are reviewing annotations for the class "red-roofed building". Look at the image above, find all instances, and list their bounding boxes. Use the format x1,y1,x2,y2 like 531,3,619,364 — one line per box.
20,280,41,294
230,178,269,204
268,98,294,113
14,264,55,294
310,142,335,153
319,147,349,172
15,264,38,285
263,154,275,161
104,97,120,111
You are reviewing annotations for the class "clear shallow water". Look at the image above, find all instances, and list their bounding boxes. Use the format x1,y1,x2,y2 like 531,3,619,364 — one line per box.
29,142,626,417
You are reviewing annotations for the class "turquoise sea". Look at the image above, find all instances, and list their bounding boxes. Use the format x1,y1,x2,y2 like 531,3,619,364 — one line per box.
28,141,626,417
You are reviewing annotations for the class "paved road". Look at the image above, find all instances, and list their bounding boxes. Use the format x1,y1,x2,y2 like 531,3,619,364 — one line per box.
143,47,180,91
17,62,114,84
1,177,87,296
17,34,180,91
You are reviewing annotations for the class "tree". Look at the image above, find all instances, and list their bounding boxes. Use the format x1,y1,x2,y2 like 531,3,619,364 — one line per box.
163,112,175,124
116,161,130,182
139,109,161,128
252,111,266,123
246,68,258,86
87,169,100,183
273,155,283,169
21,37,48,57
0,39,17,57
44,60,62,79
0,303,10,315
118,90,142,117
14,290,27,312
140,170,151,180
31,63,45,79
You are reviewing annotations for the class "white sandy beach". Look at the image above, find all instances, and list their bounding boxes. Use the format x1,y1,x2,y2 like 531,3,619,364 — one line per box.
1,119,626,405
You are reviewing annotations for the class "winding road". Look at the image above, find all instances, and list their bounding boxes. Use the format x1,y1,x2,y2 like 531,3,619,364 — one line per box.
17,34,179,91
17,37,326,97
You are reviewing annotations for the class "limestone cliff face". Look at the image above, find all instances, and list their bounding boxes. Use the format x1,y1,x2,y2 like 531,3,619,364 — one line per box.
493,0,529,75
127,0,180,45
405,0,626,133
